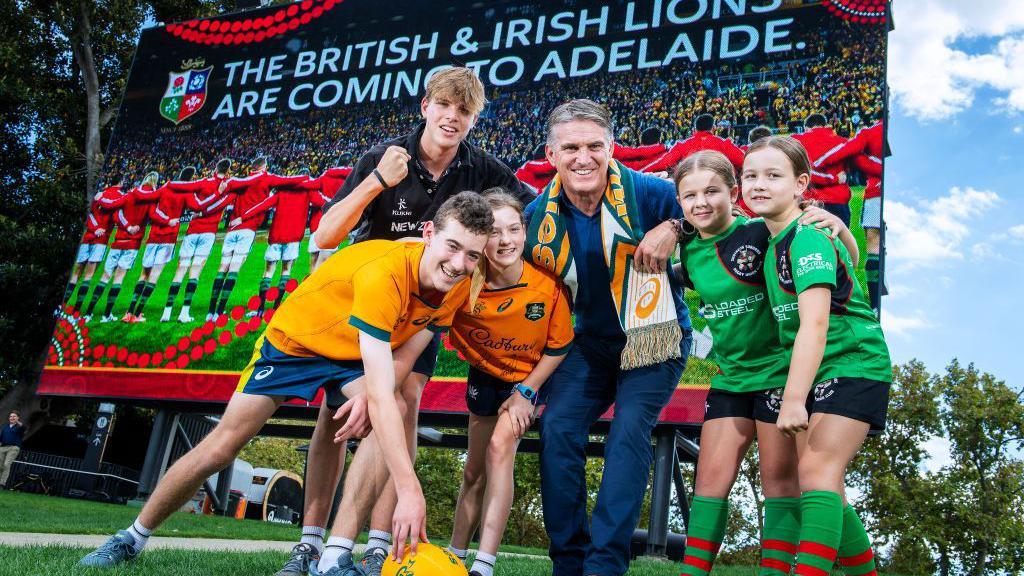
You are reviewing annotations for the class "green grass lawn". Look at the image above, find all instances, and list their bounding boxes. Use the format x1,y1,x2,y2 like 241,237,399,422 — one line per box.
0,492,548,556
0,491,299,541
0,545,737,576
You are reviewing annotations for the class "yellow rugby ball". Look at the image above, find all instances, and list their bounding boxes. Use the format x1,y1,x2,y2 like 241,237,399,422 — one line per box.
382,543,468,576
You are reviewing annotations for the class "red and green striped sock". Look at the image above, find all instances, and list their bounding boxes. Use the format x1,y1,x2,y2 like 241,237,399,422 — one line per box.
795,491,842,576
838,505,877,576
681,496,728,576
760,497,800,575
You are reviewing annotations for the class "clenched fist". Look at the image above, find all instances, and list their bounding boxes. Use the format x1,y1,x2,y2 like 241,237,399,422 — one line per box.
376,146,411,188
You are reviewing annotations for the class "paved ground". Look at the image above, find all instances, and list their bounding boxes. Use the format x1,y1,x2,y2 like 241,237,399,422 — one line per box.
0,532,314,552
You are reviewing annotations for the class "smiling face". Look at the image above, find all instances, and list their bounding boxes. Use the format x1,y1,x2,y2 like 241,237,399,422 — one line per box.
677,168,738,237
741,147,809,220
546,119,613,199
421,95,478,152
8,412,17,425
421,218,489,293
485,206,526,269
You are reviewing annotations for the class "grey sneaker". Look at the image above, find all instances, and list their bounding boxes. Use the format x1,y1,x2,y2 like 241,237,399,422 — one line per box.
78,530,138,567
358,548,387,576
309,551,363,576
276,543,320,576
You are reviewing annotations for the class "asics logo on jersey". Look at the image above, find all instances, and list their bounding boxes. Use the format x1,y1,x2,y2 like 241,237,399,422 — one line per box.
254,367,274,381
635,278,661,319
497,298,513,313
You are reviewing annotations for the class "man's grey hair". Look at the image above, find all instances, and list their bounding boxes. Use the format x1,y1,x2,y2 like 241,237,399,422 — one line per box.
545,99,614,146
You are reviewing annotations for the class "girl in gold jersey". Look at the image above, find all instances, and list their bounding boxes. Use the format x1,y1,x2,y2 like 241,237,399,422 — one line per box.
446,188,574,576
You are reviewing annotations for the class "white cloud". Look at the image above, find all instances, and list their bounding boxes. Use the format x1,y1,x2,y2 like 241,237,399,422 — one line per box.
1009,224,1024,239
885,186,1000,269
1015,125,1024,134
889,2,1024,120
972,242,995,258
881,309,937,339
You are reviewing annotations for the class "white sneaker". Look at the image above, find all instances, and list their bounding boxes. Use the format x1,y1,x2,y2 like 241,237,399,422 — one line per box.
245,310,258,318
179,309,195,323
83,314,92,323
205,313,213,322
100,314,115,323
160,309,171,322
135,314,146,323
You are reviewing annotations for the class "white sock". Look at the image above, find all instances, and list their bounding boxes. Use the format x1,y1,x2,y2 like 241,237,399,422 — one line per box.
365,530,392,553
448,545,468,561
300,526,327,554
319,536,354,568
126,520,152,554
470,552,496,576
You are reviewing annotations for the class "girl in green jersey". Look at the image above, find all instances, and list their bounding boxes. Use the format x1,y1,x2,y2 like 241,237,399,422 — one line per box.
673,151,857,576
743,136,891,576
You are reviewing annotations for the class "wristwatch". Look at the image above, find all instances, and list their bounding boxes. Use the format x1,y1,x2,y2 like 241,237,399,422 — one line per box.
514,383,538,405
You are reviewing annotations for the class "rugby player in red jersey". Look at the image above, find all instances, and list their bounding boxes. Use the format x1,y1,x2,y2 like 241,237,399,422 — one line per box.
233,168,319,315
641,114,745,174
813,119,885,308
85,173,161,322
203,156,307,320
160,159,233,323
792,114,855,225
65,177,128,314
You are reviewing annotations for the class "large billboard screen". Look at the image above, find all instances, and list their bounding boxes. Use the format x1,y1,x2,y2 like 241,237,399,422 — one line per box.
40,0,889,426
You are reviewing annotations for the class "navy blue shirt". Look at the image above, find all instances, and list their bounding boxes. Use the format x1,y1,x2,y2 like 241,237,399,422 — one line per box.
1,423,25,448
525,168,691,339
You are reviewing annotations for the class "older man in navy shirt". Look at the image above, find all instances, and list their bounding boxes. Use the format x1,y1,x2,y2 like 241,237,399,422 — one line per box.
524,100,693,576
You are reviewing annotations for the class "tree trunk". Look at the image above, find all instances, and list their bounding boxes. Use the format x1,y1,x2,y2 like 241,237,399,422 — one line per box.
68,0,102,203
938,547,950,576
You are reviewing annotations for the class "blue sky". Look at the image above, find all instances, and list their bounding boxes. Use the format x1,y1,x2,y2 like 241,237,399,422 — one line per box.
881,1,1024,390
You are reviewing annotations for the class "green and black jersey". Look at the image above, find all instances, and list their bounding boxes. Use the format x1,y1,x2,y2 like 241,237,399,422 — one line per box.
680,216,789,393
764,218,892,383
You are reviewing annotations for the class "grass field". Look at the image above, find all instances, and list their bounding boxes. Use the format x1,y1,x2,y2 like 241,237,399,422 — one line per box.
0,492,546,556
53,185,869,387
0,545,714,576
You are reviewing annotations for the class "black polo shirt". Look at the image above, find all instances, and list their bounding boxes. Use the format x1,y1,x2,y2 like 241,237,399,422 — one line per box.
324,123,536,243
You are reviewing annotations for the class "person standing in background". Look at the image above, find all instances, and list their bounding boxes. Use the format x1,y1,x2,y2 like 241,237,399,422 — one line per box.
1,410,26,488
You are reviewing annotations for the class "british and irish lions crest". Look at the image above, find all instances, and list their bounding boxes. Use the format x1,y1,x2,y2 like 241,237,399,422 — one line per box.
160,59,212,125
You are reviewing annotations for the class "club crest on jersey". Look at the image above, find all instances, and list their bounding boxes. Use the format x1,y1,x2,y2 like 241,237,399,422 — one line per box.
525,302,545,321
160,64,212,125
777,253,793,286
730,245,761,277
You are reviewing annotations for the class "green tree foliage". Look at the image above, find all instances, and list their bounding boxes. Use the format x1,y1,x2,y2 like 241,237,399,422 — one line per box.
0,0,227,424
849,360,1024,575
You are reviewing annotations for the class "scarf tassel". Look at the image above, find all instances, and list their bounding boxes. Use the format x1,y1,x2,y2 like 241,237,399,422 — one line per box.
621,321,683,370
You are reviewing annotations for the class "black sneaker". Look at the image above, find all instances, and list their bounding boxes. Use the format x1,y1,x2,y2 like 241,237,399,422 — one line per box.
276,543,320,576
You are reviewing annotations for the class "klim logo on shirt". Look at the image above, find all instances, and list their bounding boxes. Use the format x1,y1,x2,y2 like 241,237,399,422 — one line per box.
160,61,212,125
